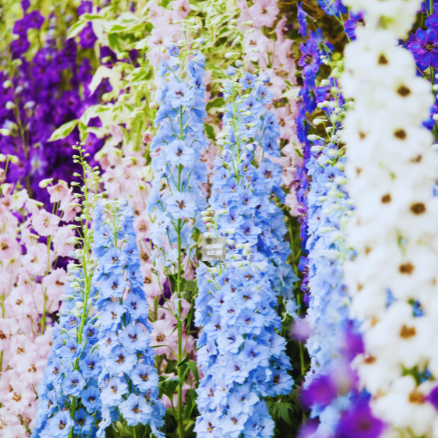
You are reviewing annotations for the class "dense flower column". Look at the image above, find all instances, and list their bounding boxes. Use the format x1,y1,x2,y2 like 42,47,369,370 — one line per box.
32,146,103,438
301,60,385,438
194,67,296,438
0,154,79,437
147,23,208,437
93,201,164,438
342,0,438,434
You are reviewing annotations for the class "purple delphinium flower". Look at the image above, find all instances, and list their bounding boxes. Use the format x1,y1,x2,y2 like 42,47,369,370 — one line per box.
427,5,438,31
344,11,364,40
301,374,338,408
409,28,438,70
336,400,385,438
318,0,347,17
78,0,93,15
299,41,322,88
297,3,308,37
79,22,97,49
428,385,438,411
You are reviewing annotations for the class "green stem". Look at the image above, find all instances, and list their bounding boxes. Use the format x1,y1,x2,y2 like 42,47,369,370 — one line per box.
177,218,184,438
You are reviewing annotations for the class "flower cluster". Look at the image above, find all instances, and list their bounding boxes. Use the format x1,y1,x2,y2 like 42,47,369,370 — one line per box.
0,2,103,204
302,60,385,438
194,68,296,438
32,146,102,438
147,28,208,433
342,0,438,434
93,200,164,438
237,0,302,214
0,155,78,437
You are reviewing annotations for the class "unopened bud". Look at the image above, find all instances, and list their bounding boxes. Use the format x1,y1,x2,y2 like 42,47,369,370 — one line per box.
39,178,53,189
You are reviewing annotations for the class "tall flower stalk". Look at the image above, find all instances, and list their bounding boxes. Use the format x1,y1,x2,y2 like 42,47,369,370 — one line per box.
0,152,78,436
342,0,438,435
32,145,103,438
93,200,164,438
194,63,296,438
147,21,208,438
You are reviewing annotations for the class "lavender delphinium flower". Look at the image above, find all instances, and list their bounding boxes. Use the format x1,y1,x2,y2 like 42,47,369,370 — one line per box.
93,200,164,438
194,67,296,438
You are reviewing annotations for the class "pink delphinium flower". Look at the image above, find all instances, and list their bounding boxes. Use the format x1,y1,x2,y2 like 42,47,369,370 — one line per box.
47,182,70,203
0,234,18,261
0,180,74,435
43,268,67,296
248,0,280,28
22,243,49,276
150,318,179,357
32,210,60,237
262,68,286,99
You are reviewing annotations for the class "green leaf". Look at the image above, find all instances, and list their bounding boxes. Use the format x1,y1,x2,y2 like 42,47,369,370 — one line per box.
48,120,78,142
67,20,88,39
205,124,215,141
185,361,200,382
206,97,224,112
177,356,189,368
159,377,179,400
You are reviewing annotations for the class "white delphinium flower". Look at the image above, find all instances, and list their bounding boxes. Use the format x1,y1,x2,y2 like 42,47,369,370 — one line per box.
342,0,438,434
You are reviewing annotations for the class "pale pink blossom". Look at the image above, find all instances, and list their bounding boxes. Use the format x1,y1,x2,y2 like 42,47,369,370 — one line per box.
272,106,297,139
4,287,33,320
275,39,296,73
237,0,252,27
102,168,122,199
22,243,48,276
262,68,286,99
149,4,164,26
43,268,67,300
150,318,179,357
59,199,79,222
275,16,287,43
25,198,41,215
32,210,60,237
109,125,124,143
172,0,190,18
2,381,34,415
248,0,279,28
8,189,28,211
147,27,179,67
53,227,75,257
286,192,300,216
0,234,18,260
47,182,70,203
135,212,150,240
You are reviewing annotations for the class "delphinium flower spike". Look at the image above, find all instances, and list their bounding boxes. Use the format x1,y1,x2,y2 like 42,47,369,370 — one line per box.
32,145,103,438
342,0,438,435
147,19,208,437
93,200,165,438
194,60,296,438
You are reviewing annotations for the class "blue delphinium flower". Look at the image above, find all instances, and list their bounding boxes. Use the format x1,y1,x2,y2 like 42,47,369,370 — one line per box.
93,201,165,438
33,267,100,437
147,33,209,433
32,147,105,438
297,3,309,37
194,70,297,438
318,0,347,17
